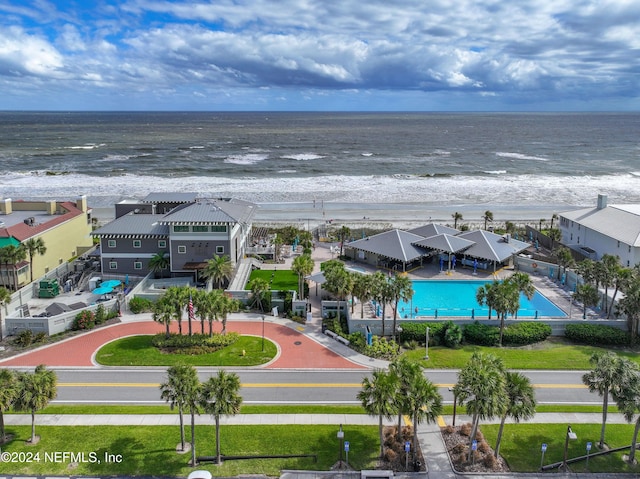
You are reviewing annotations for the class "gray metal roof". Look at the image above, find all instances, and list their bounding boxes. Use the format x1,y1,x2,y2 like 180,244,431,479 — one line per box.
560,204,640,247
412,233,475,253
347,229,427,262
142,192,199,203
407,223,460,237
457,230,530,262
92,214,169,237
161,198,257,225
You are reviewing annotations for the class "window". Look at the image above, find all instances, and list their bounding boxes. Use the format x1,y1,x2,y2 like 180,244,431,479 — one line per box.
193,225,208,232
173,225,189,232
133,240,141,248
158,240,166,248
177,245,187,254
109,261,118,270
107,239,117,248
216,246,225,254
134,261,143,270
211,225,227,233
618,241,620,248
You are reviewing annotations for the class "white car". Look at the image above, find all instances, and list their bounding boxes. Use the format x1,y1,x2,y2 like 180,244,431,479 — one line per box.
187,471,212,479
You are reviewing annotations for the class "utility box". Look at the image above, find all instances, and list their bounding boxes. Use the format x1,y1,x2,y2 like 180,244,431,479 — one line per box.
38,278,60,298
89,277,102,290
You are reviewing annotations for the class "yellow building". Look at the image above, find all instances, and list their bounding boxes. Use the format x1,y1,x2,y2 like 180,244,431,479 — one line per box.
0,196,94,290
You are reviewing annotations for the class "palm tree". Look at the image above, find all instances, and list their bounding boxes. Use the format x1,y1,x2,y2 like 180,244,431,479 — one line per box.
582,351,636,449
406,371,443,455
600,254,620,316
454,352,507,462
291,254,314,299
608,266,632,319
14,364,57,443
573,283,599,319
201,254,233,290
0,286,10,341
272,235,283,263
200,370,243,465
370,272,392,336
357,369,397,458
494,371,536,457
337,226,351,257
248,277,270,312
159,364,200,453
152,295,174,338
452,212,463,229
3,244,27,291
506,272,535,319
164,286,189,335
553,246,575,281
612,366,640,463
619,275,640,339
389,273,414,342
547,228,561,249
24,237,46,283
352,273,373,319
576,258,597,286
476,281,498,320
217,294,239,335
477,280,520,345
0,368,17,443
482,210,493,230
550,213,558,230
148,251,170,278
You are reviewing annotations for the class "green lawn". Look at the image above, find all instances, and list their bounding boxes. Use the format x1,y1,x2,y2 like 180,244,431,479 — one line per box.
0,425,378,476
30,404,367,415
481,423,640,473
95,335,277,366
246,269,298,291
403,340,640,370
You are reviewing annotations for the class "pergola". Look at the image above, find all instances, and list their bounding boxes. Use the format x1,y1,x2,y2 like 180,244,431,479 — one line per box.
346,229,428,272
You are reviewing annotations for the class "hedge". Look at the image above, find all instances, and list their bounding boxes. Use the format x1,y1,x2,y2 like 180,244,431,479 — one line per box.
462,321,500,346
151,332,239,354
502,322,552,345
564,323,630,346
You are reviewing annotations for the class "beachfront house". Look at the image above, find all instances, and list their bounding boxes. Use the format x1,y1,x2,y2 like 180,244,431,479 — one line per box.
92,194,257,281
559,194,640,267
0,196,94,290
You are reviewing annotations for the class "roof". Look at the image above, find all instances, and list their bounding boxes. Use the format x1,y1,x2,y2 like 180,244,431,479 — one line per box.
161,198,257,225
346,229,427,262
407,223,460,237
0,201,86,242
142,192,199,203
412,233,475,253
92,214,168,238
457,230,530,263
560,204,640,247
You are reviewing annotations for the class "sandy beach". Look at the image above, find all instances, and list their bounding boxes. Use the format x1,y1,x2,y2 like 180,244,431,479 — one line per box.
92,200,568,231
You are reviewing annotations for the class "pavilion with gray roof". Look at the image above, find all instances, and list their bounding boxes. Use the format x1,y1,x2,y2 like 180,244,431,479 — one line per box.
345,229,429,272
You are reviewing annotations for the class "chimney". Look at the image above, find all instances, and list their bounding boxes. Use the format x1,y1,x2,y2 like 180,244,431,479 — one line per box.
503,233,511,243
76,195,88,213
0,198,12,215
597,194,608,210
46,200,56,215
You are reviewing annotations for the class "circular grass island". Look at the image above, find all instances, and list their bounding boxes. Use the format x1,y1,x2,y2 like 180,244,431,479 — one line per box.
95,334,278,366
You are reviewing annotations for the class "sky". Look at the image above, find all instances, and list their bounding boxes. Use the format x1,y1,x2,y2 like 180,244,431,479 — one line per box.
1,0,639,111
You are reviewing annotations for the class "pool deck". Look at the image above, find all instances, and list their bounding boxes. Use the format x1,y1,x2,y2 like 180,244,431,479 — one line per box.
307,242,600,321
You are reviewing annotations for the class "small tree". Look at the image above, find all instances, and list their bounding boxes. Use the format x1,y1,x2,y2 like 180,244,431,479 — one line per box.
452,212,463,229
160,364,200,454
573,283,599,319
148,251,170,278
200,370,243,465
0,368,17,443
0,286,10,341
482,210,493,230
14,365,57,443
201,254,233,290
24,237,46,283
494,371,536,457
357,369,397,458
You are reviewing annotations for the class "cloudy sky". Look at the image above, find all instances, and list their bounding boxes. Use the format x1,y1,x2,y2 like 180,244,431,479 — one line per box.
1,0,639,111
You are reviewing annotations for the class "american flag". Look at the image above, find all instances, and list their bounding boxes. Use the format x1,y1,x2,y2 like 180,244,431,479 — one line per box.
188,294,195,321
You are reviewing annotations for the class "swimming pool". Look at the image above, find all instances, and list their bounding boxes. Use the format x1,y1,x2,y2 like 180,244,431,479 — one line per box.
395,279,566,318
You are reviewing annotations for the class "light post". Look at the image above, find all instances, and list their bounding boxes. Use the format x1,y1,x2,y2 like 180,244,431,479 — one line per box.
261,315,265,352
337,424,344,467
562,425,577,472
425,326,430,359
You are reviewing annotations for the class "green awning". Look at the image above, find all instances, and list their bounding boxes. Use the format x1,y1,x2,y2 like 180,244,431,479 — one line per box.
0,237,20,248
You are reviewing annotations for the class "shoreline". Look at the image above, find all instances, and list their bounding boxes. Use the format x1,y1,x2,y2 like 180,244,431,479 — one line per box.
92,200,568,230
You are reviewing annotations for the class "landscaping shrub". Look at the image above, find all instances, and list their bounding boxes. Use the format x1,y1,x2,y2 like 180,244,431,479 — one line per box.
151,332,239,354
442,321,463,348
72,310,96,330
463,321,500,346
502,322,552,345
34,331,47,344
398,322,447,346
129,296,154,314
13,329,34,347
564,323,630,346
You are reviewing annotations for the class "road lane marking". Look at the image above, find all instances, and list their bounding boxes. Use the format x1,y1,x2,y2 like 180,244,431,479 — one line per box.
58,382,588,389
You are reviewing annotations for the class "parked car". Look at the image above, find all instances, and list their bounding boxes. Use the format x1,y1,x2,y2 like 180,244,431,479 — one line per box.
187,471,212,479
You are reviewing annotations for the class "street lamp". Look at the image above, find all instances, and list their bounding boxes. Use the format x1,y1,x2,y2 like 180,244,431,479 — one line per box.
337,424,345,467
562,424,577,471
448,387,458,427
261,315,265,352
425,326,430,359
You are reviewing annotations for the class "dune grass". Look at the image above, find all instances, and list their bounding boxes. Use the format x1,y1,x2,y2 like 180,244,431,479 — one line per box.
94,335,277,366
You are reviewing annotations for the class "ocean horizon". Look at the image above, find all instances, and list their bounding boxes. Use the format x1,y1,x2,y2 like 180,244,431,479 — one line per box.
1,111,639,220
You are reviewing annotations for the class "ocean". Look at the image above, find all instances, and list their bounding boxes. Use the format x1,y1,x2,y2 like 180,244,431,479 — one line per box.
1,111,639,222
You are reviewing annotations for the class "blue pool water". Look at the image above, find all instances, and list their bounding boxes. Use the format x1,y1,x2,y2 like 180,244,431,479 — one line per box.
395,280,566,318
